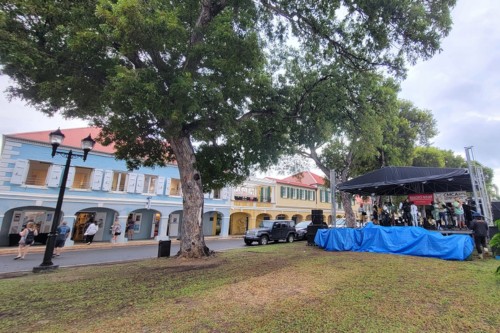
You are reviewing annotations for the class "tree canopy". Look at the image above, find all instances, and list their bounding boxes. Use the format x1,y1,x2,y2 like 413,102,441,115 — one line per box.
0,0,457,257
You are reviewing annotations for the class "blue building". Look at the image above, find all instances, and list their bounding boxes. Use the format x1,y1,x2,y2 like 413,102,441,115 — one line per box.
0,127,230,247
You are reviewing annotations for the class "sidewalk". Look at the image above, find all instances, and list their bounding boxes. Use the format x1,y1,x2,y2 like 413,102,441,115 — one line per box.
0,239,174,256
0,236,238,256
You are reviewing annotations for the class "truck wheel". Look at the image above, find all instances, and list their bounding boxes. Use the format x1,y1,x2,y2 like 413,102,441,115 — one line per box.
259,235,269,245
287,234,294,243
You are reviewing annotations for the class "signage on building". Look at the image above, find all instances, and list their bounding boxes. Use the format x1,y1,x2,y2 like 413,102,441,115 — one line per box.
408,193,434,205
434,191,467,203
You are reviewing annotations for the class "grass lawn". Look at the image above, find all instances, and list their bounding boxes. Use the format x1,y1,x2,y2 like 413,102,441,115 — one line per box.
1,243,499,333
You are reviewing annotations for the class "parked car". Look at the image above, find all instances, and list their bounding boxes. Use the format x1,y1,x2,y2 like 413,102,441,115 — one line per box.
294,221,312,240
244,220,297,245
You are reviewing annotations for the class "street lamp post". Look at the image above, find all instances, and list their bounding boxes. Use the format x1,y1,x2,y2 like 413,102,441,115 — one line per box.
33,129,95,273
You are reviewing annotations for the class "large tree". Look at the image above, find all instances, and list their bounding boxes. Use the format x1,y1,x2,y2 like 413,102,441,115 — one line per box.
0,0,456,257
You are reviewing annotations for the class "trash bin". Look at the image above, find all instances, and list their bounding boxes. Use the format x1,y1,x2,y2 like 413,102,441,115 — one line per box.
158,240,171,257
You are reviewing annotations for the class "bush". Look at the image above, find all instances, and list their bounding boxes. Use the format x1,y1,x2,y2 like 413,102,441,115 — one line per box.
490,219,500,256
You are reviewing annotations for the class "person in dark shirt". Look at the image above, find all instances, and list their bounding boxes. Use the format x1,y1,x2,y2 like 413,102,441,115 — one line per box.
470,212,489,259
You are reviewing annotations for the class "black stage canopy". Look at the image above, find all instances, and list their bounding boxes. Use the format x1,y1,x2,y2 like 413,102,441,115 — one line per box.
337,166,473,196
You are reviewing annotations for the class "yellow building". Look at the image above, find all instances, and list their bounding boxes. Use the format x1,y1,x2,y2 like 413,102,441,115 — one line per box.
229,172,345,235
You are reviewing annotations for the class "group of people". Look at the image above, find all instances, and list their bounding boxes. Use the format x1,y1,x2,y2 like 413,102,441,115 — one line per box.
13,216,136,260
14,220,71,260
430,198,466,230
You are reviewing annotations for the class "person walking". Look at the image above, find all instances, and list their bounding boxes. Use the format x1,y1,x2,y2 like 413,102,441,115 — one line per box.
470,212,489,259
84,219,99,245
111,221,122,243
14,221,38,260
54,221,71,257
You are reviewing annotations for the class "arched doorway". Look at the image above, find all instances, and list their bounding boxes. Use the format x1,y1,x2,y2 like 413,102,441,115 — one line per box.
167,210,183,238
73,208,119,243
3,206,56,246
292,214,304,223
202,211,224,236
124,209,162,241
230,213,250,235
255,213,271,229
276,214,289,220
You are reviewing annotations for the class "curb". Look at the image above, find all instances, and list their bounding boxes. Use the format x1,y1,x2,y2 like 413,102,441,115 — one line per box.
0,236,242,256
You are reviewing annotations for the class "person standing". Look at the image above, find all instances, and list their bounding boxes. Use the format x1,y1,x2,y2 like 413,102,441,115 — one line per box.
470,212,489,259
431,201,441,230
453,198,466,230
111,221,122,243
410,202,419,226
126,215,135,240
401,199,412,225
54,221,71,257
372,205,379,224
14,221,38,260
84,219,99,245
438,200,449,229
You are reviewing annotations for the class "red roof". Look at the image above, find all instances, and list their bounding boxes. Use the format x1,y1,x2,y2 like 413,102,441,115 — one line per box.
8,127,115,154
281,171,326,186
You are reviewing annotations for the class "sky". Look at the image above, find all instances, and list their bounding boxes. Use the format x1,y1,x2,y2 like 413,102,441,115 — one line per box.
0,1,499,192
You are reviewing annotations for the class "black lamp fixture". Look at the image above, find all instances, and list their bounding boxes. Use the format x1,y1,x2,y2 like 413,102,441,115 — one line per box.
34,128,95,273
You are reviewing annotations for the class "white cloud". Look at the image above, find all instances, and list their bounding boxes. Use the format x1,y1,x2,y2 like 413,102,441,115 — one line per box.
400,0,500,193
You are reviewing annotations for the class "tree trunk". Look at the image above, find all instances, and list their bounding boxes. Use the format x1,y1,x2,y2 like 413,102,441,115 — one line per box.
341,192,356,228
169,134,212,258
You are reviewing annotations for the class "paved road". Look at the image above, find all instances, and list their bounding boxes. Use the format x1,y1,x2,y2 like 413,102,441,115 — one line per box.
0,238,245,275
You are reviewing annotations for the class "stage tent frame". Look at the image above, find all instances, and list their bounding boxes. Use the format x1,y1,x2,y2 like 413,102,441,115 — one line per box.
337,166,473,196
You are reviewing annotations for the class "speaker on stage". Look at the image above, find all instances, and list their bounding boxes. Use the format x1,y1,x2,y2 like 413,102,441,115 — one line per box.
311,209,324,224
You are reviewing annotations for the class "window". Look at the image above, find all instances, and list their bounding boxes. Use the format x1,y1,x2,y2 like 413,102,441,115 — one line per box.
280,186,288,198
111,172,128,192
169,178,182,196
143,175,158,194
212,188,221,199
260,186,271,202
72,167,92,189
25,161,50,186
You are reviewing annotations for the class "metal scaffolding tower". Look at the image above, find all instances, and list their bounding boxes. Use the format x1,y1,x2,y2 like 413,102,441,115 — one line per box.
465,146,493,225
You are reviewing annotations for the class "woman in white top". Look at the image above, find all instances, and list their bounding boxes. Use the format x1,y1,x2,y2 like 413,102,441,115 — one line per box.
111,221,122,243
84,220,99,245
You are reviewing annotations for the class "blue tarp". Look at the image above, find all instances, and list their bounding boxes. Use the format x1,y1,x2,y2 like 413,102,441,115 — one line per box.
314,222,474,261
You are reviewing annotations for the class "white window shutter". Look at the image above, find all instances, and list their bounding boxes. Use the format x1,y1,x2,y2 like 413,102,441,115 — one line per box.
10,159,29,185
135,174,145,193
127,173,138,193
271,187,275,203
65,167,76,188
47,165,63,187
221,188,229,200
166,177,171,193
102,170,113,191
156,176,165,195
91,169,104,190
